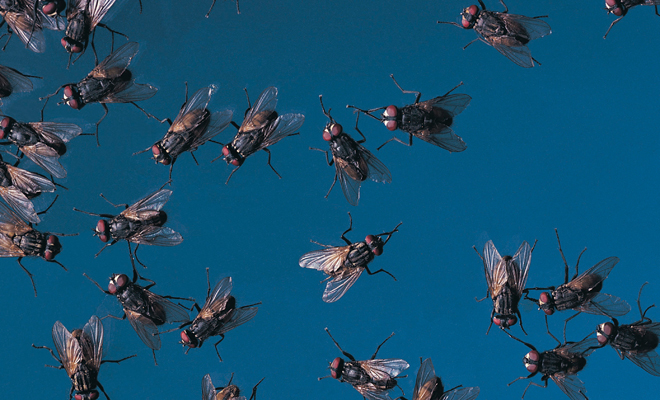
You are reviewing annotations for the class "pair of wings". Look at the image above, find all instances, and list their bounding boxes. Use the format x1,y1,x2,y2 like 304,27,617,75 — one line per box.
168,85,233,154
123,286,190,351
334,136,391,206
86,41,158,104
118,188,183,247
195,276,259,334
202,374,247,400
0,199,36,257
0,162,55,223
564,256,630,317
412,358,480,400
14,121,82,178
299,245,364,303
477,12,551,68
0,0,64,53
616,322,660,376
353,358,409,400
411,94,471,153
51,315,104,378
545,338,599,400
233,86,305,155
482,240,531,299
67,0,119,31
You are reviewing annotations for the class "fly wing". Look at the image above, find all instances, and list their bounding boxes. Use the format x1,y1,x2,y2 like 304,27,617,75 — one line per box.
299,245,351,274
627,348,660,376
0,65,34,93
239,87,278,133
125,309,161,350
414,358,438,400
190,110,233,150
88,0,118,29
20,142,66,178
6,164,56,194
174,86,214,127
123,189,172,218
568,257,619,291
0,11,46,53
216,305,259,335
442,387,480,400
323,267,364,303
483,240,505,297
337,162,362,206
362,358,409,380
501,13,552,41
561,337,600,357
258,113,305,149
577,293,630,317
0,233,25,257
481,29,534,68
82,315,104,370
0,186,39,223
28,122,83,143
550,373,588,400
143,289,190,323
202,374,217,400
0,200,31,235
128,225,183,247
66,0,86,15
415,126,467,153
355,387,393,400
431,93,472,118
357,144,391,184
101,81,158,104
510,241,532,295
198,277,233,319
90,41,138,79
51,321,81,377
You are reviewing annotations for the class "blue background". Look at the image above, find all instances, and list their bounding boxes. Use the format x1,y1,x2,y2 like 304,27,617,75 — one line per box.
1,0,659,399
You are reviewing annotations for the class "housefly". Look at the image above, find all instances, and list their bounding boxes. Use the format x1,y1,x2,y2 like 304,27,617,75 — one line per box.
525,229,630,341
213,86,304,184
604,0,660,38
0,151,57,223
311,95,391,206
135,83,233,180
61,0,126,66
170,270,259,361
205,0,240,17
0,116,82,178
0,64,40,102
0,0,65,52
202,373,265,400
319,327,409,400
438,0,551,68
395,357,480,400
506,330,600,400
40,41,158,145
596,282,660,376
473,240,536,334
32,315,136,400
83,268,192,365
0,198,73,296
347,74,470,153
299,212,401,303
73,187,183,268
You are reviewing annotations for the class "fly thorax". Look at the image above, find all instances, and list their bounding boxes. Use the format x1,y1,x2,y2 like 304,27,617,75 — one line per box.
80,78,115,103
615,325,650,351
399,106,425,132
494,284,515,314
346,242,374,267
343,362,368,384
8,122,39,146
16,230,44,256
552,287,585,312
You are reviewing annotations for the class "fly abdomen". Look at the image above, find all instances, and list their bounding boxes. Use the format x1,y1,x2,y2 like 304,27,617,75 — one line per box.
71,365,98,393
553,287,587,311
342,363,370,385
494,284,518,315
616,326,659,353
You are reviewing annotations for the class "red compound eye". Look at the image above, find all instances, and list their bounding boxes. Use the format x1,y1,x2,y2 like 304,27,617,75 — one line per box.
384,120,397,131
1,117,9,128
331,124,342,137
539,292,550,303
493,317,501,326
222,146,230,156
96,220,106,234
99,235,108,242
68,98,80,110
108,282,117,294
60,37,68,49
44,250,54,261
525,350,539,373
323,129,332,141
507,316,517,326
330,357,344,379
42,2,56,14
64,85,73,98
384,105,397,118
605,0,617,6
89,392,99,400
116,274,128,288
152,145,161,156
231,159,240,166
48,235,59,246
468,5,478,15
181,330,196,347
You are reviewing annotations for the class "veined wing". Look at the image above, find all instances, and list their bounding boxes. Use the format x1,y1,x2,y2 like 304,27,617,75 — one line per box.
174,85,215,128
20,142,66,178
510,241,532,295
239,86,278,133
355,387,393,400
357,144,391,184
627,348,660,377
88,0,118,30
550,373,588,400
568,257,619,292
501,13,551,41
0,233,25,257
128,225,183,247
82,315,104,370
6,164,55,194
125,309,161,350
362,358,409,380
0,11,45,53
442,387,480,400
483,240,505,297
323,267,363,303
413,358,438,400
0,200,31,235
190,110,233,150
258,112,305,149
431,93,472,118
29,122,82,143
0,186,39,223
216,305,258,335
578,293,630,317
143,289,190,323
336,160,362,206
102,81,158,103
91,41,138,79
123,188,172,218
299,245,351,274
202,374,217,400
0,65,34,92
51,321,81,377
415,126,467,153
198,277,232,319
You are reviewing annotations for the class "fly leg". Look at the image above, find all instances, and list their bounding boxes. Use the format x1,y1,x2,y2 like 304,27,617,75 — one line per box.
637,282,655,322
555,228,585,283
518,311,528,336
324,328,356,361
225,165,241,184
340,212,354,245
36,194,59,216
97,381,112,400
95,239,118,257
159,321,193,335
94,104,110,146
206,0,217,17
603,16,624,39
309,147,336,197
130,102,164,123
462,38,480,50
133,243,148,269
17,257,37,297
544,315,561,346
378,221,403,244
96,23,129,54
100,193,129,208
101,312,127,321
83,272,112,295
656,5,659,17
213,334,226,361
353,112,367,143
436,20,462,28
377,134,412,151
364,265,397,281
0,26,13,51
517,380,547,400
442,81,465,97
248,377,265,400
72,208,115,218
100,354,137,365
562,312,582,344
531,57,542,67
243,87,252,109
485,309,494,334
370,332,395,359
472,245,491,303
31,344,62,365
497,0,507,13
39,84,67,121
262,148,283,179
206,267,212,297
345,105,386,122
390,74,422,104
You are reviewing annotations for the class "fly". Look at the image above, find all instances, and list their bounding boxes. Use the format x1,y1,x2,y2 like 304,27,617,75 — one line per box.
319,327,409,400
135,83,233,180
0,64,40,104
202,373,265,400
604,0,660,38
438,0,551,68
396,357,480,400
473,240,536,334
311,95,391,206
40,41,159,145
347,74,470,153
299,212,400,303
213,86,304,184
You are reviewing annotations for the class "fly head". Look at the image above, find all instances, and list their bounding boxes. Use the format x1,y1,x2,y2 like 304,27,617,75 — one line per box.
323,122,343,142
42,0,65,16
108,273,130,295
461,5,480,29
44,235,61,261
0,116,15,139
95,219,110,243
222,145,243,166
523,350,540,374
382,105,398,131
74,391,100,400
539,292,555,315
63,85,84,110
605,0,625,16
61,36,84,54
493,314,517,328
597,321,617,346
151,144,172,165
365,234,384,256
181,329,199,348
330,357,344,379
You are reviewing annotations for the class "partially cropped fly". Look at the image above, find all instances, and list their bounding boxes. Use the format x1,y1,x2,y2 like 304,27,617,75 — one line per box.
202,373,264,400
397,357,480,400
